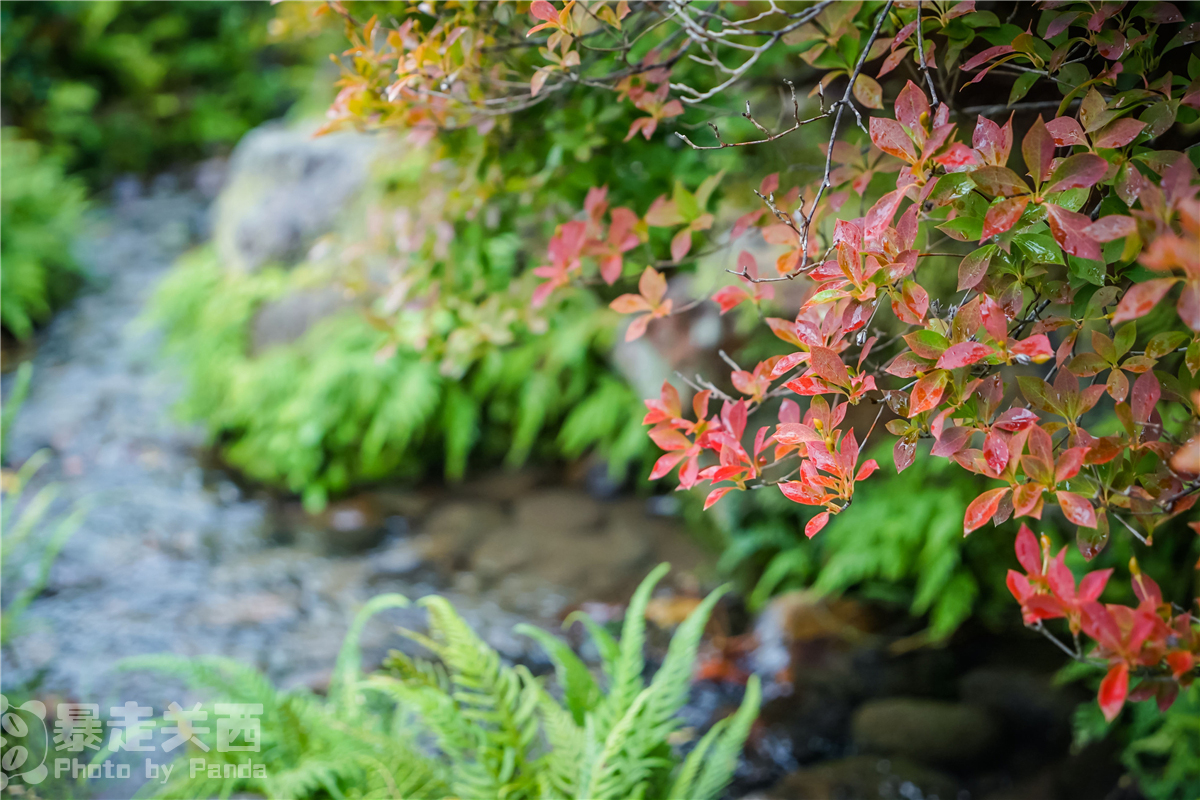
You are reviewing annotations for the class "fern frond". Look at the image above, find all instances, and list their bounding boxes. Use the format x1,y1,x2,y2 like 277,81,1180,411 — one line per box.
330,593,410,718
515,623,601,725
599,563,669,734
684,674,761,800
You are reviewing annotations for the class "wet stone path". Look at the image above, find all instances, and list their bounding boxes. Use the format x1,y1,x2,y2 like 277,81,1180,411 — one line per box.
1,186,708,717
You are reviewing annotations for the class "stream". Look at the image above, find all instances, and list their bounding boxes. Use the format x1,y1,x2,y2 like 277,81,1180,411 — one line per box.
1,180,713,798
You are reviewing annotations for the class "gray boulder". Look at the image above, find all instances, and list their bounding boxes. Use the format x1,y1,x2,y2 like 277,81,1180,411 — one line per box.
213,121,386,272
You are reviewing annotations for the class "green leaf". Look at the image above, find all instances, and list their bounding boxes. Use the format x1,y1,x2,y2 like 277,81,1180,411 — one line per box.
1114,321,1136,358
937,216,984,242
1009,71,1039,106
1068,254,1107,286
1014,233,1065,265
694,169,726,211
1055,187,1090,212
673,181,701,221
1145,331,1188,358
929,172,976,206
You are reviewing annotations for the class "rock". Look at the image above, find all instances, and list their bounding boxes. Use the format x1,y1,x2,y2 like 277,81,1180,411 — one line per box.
958,667,1076,750
203,592,299,626
415,501,507,574
212,121,388,272
852,697,999,768
309,495,389,553
765,755,960,800
513,488,604,534
250,287,354,354
368,540,424,579
468,469,544,502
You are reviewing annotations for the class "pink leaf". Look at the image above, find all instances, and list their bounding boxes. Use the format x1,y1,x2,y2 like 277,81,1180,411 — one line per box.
1022,116,1055,188
936,342,995,369
982,196,1031,240
805,511,831,539
1093,118,1146,149
1045,154,1109,194
1098,662,1129,722
1045,116,1086,147
1057,491,1097,528
894,80,930,131
965,487,1011,534
704,487,733,510
1084,215,1137,242
1112,279,1178,324
869,117,917,161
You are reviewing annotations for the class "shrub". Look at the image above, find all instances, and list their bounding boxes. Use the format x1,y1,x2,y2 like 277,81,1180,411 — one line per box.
0,1,330,186
0,129,88,340
306,0,1200,735
127,565,761,800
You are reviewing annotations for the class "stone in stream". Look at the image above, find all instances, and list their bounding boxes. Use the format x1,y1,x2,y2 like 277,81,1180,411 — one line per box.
851,697,999,768
762,754,960,800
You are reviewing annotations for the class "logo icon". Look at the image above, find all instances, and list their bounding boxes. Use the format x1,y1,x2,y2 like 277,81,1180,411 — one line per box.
0,695,49,789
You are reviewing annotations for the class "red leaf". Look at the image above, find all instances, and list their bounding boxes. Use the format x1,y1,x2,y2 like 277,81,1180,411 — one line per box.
909,370,948,417
1130,371,1160,424
994,408,1040,432
1112,279,1177,324
1022,116,1055,188
958,247,994,291
1014,524,1041,574
894,80,930,131
649,451,686,480
982,196,1030,240
775,422,821,445
1078,569,1112,602
530,0,558,22
810,346,852,388
1045,154,1109,194
1084,215,1137,242
671,228,693,263
963,44,1014,71
973,114,1013,165
1098,662,1129,722
1093,118,1146,149
759,173,780,196
936,342,995,369
712,285,749,315
894,435,917,473
855,459,880,481
805,511,831,539
965,487,1011,534
971,166,1030,197
704,487,733,510
625,313,651,342
639,266,668,306
1057,491,1097,528
984,430,1010,475
1046,204,1102,261
611,294,652,314
1009,334,1054,363
865,189,907,240
869,117,917,161
1045,116,1086,147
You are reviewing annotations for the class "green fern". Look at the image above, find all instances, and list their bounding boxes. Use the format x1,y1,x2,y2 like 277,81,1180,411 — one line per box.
152,248,649,511
133,565,761,800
